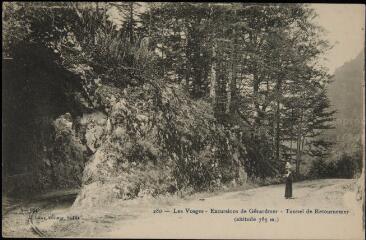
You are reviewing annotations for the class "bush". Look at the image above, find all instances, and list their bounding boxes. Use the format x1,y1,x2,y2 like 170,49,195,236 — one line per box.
335,152,363,178
309,158,334,178
309,152,362,179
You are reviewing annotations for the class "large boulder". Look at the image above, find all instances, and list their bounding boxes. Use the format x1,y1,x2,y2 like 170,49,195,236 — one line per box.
79,111,108,153
72,83,248,208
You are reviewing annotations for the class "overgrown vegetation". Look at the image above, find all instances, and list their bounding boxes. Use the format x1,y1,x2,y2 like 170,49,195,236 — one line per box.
3,3,358,203
309,152,363,179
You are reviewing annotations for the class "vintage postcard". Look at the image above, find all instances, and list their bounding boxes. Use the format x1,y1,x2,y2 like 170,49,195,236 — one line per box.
2,2,365,239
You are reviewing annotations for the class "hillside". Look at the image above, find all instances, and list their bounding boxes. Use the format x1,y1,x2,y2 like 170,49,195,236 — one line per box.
328,51,364,121
327,51,364,155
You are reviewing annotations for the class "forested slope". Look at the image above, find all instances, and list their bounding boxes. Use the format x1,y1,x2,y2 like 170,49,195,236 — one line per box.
2,3,345,205
328,51,364,154
310,51,364,179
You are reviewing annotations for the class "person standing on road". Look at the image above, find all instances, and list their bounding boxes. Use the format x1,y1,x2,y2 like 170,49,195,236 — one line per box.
284,161,293,199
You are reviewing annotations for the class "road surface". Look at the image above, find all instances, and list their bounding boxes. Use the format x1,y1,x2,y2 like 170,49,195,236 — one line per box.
2,179,364,239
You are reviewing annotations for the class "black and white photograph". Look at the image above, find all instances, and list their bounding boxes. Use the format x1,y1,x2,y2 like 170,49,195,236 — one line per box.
2,2,365,239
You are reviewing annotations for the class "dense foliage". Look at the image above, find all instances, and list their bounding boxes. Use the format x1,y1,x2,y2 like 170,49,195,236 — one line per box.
309,152,363,179
3,3,345,201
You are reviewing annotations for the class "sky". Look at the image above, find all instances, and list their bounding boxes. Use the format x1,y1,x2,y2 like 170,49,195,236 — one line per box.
311,4,365,74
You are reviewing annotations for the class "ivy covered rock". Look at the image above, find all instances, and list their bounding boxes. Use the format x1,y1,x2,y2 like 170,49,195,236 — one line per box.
71,81,248,208
38,113,88,190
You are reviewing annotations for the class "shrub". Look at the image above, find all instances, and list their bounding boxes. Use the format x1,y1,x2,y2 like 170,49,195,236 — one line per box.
308,152,363,179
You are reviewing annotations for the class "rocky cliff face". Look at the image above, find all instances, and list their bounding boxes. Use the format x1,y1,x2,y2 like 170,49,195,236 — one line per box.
71,84,171,207
70,77,247,208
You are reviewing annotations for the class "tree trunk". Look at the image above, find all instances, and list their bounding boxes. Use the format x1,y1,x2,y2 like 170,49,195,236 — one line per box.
129,3,134,44
210,41,216,104
253,72,260,125
290,106,294,162
275,77,282,162
229,31,238,116
296,108,303,175
184,27,191,91
215,44,227,121
275,99,281,162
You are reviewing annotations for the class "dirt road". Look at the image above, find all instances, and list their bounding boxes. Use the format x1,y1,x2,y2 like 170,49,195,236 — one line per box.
104,179,364,239
2,179,364,239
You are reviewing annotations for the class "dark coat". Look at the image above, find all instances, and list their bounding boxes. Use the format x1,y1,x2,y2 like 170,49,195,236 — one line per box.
285,171,293,198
